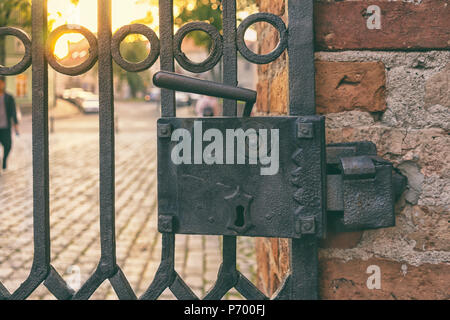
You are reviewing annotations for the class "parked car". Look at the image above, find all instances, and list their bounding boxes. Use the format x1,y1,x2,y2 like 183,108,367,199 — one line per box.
144,88,195,107
74,91,96,107
62,88,85,101
78,95,100,114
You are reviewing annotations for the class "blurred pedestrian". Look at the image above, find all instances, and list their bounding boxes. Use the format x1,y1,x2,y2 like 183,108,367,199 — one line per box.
0,76,19,171
195,95,219,117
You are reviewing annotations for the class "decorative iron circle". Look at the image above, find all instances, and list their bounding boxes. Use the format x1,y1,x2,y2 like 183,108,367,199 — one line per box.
111,24,160,72
0,27,32,75
46,24,98,76
237,13,288,64
173,22,223,73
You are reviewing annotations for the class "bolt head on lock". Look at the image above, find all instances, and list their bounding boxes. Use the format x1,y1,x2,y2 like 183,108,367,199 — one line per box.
297,122,314,139
296,217,316,235
158,123,172,138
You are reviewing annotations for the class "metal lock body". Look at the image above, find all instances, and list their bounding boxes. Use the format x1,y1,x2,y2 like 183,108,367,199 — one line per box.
157,116,327,239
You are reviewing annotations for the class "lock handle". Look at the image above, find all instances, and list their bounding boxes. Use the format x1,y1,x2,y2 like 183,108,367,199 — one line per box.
153,71,257,116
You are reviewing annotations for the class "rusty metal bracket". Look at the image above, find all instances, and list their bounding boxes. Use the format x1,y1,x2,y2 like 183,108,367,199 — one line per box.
326,142,407,232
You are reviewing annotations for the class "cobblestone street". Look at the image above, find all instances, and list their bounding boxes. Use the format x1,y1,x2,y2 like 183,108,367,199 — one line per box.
0,101,257,300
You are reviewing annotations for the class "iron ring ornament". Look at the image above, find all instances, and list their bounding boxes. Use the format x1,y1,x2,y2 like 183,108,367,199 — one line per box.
174,22,223,73
46,24,99,76
111,24,160,72
237,13,288,64
0,27,32,75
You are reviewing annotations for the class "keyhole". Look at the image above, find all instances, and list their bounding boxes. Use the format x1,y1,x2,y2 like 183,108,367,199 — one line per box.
234,206,245,227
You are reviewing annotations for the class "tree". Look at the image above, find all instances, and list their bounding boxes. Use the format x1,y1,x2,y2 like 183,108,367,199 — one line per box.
114,39,150,98
134,0,256,81
176,0,256,81
0,0,81,66
176,0,223,51
135,0,257,50
0,0,32,66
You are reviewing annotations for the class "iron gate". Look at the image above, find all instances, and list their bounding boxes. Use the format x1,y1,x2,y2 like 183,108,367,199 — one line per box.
0,0,405,300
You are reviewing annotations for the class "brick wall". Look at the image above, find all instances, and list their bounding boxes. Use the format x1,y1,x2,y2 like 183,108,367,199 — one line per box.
254,0,449,299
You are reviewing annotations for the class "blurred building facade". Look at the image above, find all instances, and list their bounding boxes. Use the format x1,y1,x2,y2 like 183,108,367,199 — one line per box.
4,36,56,114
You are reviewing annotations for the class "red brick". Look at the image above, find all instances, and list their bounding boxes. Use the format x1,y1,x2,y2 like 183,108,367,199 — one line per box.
278,239,290,278
269,269,281,294
315,0,450,50
316,61,387,114
270,238,279,261
319,258,450,300
256,79,269,113
255,238,270,295
269,69,288,114
320,231,363,249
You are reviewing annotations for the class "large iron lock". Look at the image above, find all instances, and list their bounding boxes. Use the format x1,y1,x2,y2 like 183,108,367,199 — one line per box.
158,115,326,239
155,72,406,240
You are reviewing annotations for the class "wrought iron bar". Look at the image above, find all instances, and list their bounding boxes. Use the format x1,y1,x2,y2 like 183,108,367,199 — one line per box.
288,0,321,300
222,0,238,116
12,0,50,300
73,0,136,300
159,0,176,117
97,0,117,278
288,0,316,116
